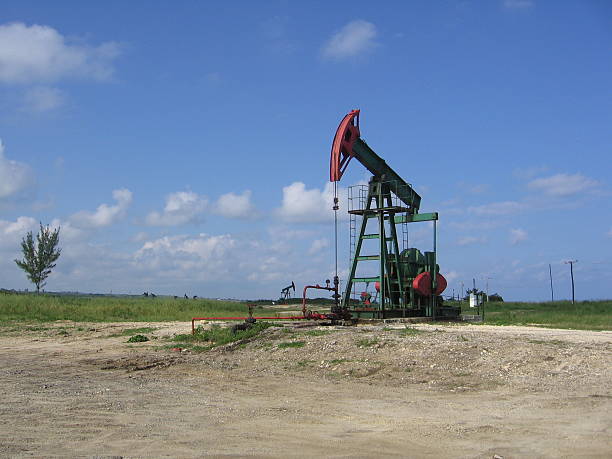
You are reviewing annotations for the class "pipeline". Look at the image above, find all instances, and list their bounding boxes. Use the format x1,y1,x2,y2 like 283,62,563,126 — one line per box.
191,281,344,334
191,316,307,334
301,283,337,315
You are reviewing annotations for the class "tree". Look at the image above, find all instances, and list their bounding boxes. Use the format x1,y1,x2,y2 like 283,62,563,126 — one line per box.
14,223,61,293
488,293,504,302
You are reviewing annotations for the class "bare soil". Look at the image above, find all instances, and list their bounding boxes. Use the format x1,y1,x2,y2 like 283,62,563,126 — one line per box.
0,321,610,458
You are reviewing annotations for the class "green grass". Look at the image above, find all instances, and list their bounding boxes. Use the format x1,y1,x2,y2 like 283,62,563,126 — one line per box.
328,358,351,365
1,294,609,332
127,334,149,343
469,300,612,331
109,327,157,337
0,293,260,323
277,341,305,348
397,327,423,336
171,322,273,351
356,337,379,347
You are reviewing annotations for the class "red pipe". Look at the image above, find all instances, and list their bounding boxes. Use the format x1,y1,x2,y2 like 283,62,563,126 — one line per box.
301,284,337,316
191,282,340,334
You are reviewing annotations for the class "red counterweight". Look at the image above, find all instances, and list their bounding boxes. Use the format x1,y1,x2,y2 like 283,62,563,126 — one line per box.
412,272,447,296
330,109,360,182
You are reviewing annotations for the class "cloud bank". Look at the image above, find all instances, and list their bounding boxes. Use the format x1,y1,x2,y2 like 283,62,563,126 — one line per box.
71,188,132,228
0,22,121,84
0,139,35,200
527,173,599,197
146,191,208,226
214,190,257,219
276,182,347,223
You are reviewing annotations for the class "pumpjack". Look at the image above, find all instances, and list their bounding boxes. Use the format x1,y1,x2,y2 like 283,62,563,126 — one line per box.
329,110,460,320
280,281,296,301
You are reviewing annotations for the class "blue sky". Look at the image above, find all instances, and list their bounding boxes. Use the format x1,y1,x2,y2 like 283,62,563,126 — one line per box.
0,0,610,301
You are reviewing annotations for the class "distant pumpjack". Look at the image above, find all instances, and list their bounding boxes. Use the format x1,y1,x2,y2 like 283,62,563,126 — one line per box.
281,281,296,301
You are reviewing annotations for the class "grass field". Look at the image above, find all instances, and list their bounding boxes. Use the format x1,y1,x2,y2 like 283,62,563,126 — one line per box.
463,300,612,331
0,293,610,331
0,293,255,323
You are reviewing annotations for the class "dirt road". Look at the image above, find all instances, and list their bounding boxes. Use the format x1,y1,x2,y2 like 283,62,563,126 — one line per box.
0,321,610,457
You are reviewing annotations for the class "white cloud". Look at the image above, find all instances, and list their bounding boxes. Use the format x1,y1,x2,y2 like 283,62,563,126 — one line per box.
503,0,534,9
0,139,35,200
22,86,64,112
70,188,132,228
276,182,347,223
527,173,599,197
145,191,207,226
456,235,487,246
510,228,528,245
136,234,234,259
134,232,299,287
444,270,460,283
49,218,86,242
214,190,257,219
0,216,37,249
0,22,121,84
308,238,330,255
467,201,523,216
321,20,378,60
607,228,612,239
0,216,37,234
135,233,236,278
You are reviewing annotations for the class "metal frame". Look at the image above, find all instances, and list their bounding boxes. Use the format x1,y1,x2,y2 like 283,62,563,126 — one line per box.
342,179,438,319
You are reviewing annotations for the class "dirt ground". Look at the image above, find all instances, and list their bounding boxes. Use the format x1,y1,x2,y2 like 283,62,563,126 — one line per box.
0,320,610,458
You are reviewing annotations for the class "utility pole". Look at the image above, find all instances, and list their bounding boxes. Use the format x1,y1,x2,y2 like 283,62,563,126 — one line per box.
460,281,464,300
564,260,578,304
472,278,477,313
549,264,554,302
484,276,493,301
